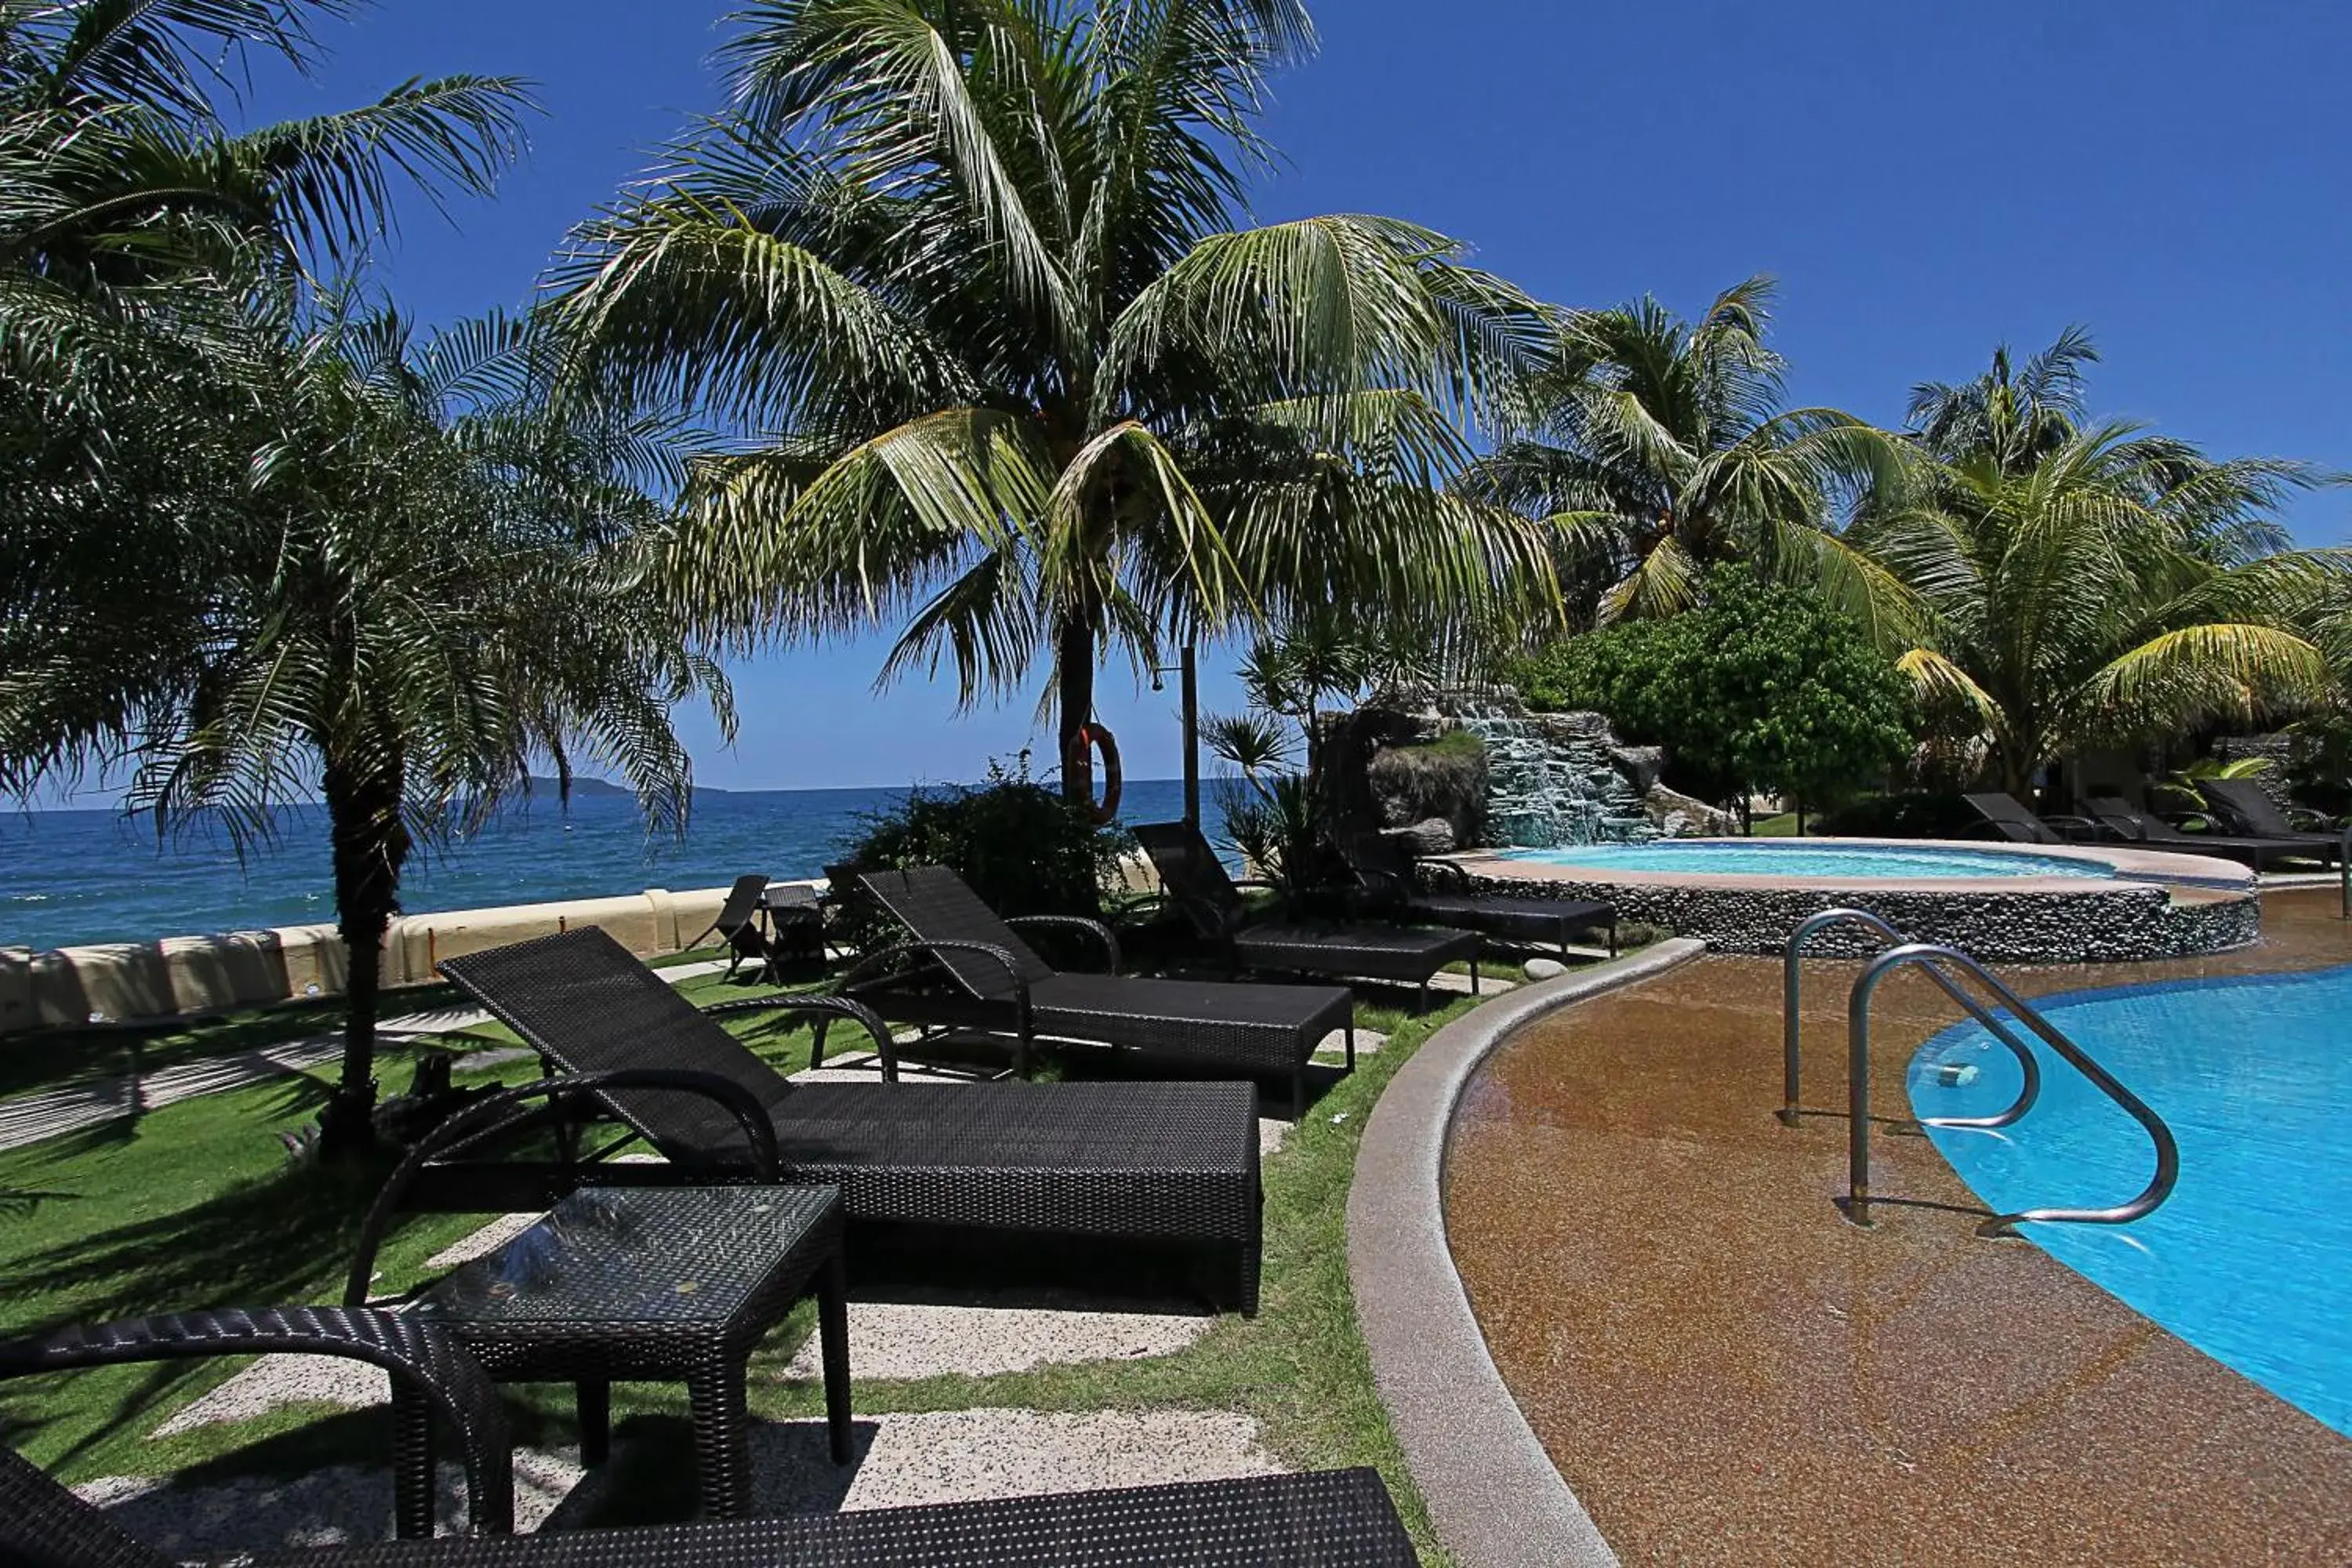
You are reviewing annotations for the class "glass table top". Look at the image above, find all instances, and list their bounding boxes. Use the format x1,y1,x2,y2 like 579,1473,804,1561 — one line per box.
414,1185,838,1329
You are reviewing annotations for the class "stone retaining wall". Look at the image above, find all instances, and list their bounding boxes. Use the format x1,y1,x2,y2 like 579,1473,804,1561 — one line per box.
1461,871,2259,964
0,881,768,1036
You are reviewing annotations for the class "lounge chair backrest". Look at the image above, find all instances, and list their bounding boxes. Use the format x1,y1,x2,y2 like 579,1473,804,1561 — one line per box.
2202,777,2297,837
437,929,792,1166
1131,821,1247,936
2083,796,2150,840
1341,831,1415,891
854,866,1056,1000
0,1443,173,1568
1962,792,2061,845
713,873,768,934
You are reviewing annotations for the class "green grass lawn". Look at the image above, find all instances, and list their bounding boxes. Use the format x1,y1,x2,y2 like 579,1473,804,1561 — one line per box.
0,961,1480,1563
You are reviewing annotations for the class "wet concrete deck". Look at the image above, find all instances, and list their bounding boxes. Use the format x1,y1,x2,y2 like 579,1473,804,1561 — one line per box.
1446,888,2352,1566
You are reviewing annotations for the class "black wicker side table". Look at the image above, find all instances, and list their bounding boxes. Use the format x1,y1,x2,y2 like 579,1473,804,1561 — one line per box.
397,1185,849,1537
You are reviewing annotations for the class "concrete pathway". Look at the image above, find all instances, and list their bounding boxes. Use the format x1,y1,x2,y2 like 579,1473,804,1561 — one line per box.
0,960,734,1154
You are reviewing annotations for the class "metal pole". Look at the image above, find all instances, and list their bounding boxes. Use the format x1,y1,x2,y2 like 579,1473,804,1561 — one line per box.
1846,967,1876,1226
1781,907,1904,1128
2339,822,2350,920
1181,643,1200,829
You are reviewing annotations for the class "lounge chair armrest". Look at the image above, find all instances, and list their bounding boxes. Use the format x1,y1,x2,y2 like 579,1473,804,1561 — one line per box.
0,1306,514,1534
2155,808,2225,833
702,993,897,1075
1004,915,1122,975
706,992,898,1079
2039,814,2107,843
1414,855,1479,891
839,939,1033,1009
2283,804,2337,832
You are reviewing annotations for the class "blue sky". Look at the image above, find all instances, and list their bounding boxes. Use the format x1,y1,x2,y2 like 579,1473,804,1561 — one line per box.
216,1,2352,793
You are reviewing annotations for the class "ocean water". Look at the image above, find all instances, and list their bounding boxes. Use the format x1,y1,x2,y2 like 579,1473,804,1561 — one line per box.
0,779,1206,953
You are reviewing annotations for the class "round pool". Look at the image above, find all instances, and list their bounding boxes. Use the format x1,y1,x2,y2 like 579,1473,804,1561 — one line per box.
1462,836,2258,962
1504,840,2116,880
1910,966,2352,1436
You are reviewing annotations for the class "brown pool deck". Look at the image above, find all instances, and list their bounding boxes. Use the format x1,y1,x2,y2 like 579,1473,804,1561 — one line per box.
1445,887,2352,1566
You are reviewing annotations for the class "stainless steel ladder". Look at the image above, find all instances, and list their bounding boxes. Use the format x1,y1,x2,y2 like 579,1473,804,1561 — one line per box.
1781,909,2180,1237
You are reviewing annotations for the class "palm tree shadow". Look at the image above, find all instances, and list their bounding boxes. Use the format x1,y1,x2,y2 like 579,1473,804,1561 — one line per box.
0,1156,390,1469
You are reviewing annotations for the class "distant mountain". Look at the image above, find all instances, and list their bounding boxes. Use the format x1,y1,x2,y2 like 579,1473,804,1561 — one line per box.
524,775,730,800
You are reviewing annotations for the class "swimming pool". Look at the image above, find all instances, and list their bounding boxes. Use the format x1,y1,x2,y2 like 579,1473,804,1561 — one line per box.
1503,840,2116,880
1909,966,2352,1437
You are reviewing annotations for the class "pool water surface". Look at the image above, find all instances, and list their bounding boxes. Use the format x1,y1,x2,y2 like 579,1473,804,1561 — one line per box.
1504,840,2115,880
1911,966,2352,1437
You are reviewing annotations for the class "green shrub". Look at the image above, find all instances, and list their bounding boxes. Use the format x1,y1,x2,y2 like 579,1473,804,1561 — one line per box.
833,756,1128,957
1509,567,1917,811
1813,791,1976,838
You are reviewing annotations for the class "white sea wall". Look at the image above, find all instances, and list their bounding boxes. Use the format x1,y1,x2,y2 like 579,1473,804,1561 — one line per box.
0,881,753,1036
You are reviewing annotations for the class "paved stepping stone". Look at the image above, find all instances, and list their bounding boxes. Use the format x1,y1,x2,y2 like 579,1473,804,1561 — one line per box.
777,1294,1211,1382
746,1408,1279,1515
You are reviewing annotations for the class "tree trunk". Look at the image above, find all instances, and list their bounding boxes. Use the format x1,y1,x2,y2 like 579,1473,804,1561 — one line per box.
1055,612,1097,809
317,756,411,1160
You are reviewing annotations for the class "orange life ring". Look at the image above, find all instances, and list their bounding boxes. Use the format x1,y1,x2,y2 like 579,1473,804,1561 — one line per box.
1066,722,1123,825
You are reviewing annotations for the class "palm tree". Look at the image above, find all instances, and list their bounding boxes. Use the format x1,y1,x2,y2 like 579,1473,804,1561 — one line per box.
554,0,1564,808
1852,421,2345,798
2,1,529,313
1906,328,2307,566
1457,274,1909,632
0,5,722,1155
2,301,728,1155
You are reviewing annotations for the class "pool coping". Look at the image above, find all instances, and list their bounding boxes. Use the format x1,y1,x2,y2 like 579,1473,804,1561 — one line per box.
1457,834,2256,895
1347,938,1708,1568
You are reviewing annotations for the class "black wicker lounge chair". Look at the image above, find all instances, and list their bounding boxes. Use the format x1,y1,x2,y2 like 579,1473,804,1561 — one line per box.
1131,822,1481,1008
685,874,781,982
436,930,1263,1312
840,866,1356,1120
0,1307,1419,1565
2080,795,2304,871
1961,792,2104,846
1341,832,1617,959
2199,778,2346,865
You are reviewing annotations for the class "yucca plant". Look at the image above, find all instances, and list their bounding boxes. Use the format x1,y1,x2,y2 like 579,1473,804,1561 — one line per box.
554,0,1566,808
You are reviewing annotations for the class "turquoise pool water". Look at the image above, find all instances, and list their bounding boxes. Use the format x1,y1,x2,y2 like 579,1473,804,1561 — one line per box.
1909,967,2352,1437
1502,841,2114,880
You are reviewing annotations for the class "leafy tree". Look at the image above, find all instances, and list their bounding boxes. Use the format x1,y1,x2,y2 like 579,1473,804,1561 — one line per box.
554,0,1564,809
1515,568,1915,816
1458,275,1909,632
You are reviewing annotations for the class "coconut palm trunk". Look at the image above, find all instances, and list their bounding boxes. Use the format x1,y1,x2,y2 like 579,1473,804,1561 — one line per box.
318,753,411,1156
1057,612,1098,808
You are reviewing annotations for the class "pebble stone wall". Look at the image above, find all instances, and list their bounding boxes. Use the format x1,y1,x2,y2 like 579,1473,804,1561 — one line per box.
1463,870,2259,963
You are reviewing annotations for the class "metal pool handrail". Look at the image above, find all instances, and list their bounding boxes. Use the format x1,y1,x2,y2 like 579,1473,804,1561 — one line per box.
1846,942,2180,1237
1781,909,2040,1135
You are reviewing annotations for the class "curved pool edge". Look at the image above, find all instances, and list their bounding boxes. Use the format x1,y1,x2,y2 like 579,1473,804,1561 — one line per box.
1346,937,1708,1568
